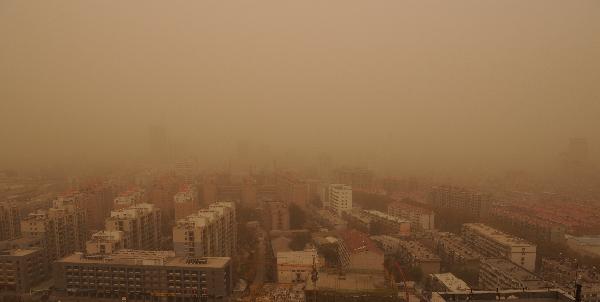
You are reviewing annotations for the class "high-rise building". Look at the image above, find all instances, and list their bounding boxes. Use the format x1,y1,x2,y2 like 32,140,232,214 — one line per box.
328,184,352,216
262,200,290,231
85,230,124,255
429,186,491,221
276,172,309,208
334,168,374,191
113,187,145,210
20,196,87,262
105,203,161,250
173,202,236,258
462,223,536,271
80,181,117,232
53,250,232,302
174,185,199,220
0,202,20,241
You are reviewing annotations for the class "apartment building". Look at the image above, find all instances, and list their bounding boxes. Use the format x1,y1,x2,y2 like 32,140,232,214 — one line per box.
433,232,482,285
388,201,435,231
276,248,319,284
488,205,566,244
262,200,290,231
80,182,117,232
0,248,48,293
429,186,491,221
173,202,237,258
434,232,482,266
479,258,546,290
541,258,600,302
85,230,124,255
462,223,536,271
174,185,199,220
433,289,574,302
53,250,232,302
363,210,410,236
21,198,87,262
328,184,352,216
105,203,162,250
429,273,470,292
276,172,309,208
0,202,20,241
371,235,401,255
113,187,145,210
396,240,441,277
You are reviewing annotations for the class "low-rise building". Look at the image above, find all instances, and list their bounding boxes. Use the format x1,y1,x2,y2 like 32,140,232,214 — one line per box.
371,235,400,255
431,289,574,302
462,223,536,271
388,201,435,231
276,249,319,284
53,250,232,301
396,240,441,277
479,258,546,290
433,232,482,286
429,273,470,292
0,248,48,293
541,258,600,302
398,240,441,281
340,229,384,274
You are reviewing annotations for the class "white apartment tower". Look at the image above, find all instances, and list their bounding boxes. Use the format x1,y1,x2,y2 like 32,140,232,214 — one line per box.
328,184,353,216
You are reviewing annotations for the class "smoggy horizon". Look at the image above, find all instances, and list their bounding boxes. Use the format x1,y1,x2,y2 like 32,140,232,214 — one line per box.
1,1,599,176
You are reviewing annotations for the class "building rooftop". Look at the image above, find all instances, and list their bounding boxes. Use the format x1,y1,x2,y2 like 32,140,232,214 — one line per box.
57,249,230,268
431,273,470,292
435,232,482,260
433,289,574,302
464,223,534,247
339,229,383,255
482,258,545,287
109,203,156,219
364,209,410,224
0,248,39,257
397,240,440,261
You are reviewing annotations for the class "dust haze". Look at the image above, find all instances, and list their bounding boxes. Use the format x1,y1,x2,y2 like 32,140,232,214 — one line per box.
1,0,599,176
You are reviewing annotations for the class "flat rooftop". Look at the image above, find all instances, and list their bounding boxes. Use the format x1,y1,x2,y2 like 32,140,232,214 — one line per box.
56,249,230,268
464,223,534,247
483,258,544,286
431,273,470,292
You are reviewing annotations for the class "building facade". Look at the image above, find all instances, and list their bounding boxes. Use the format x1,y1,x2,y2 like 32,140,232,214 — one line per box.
53,250,232,302
173,202,237,258
328,184,352,216
462,223,536,271
21,198,87,262
0,202,20,241
388,201,435,231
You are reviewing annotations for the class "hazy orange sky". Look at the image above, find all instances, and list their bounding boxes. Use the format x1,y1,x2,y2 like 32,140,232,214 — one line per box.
1,1,599,174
